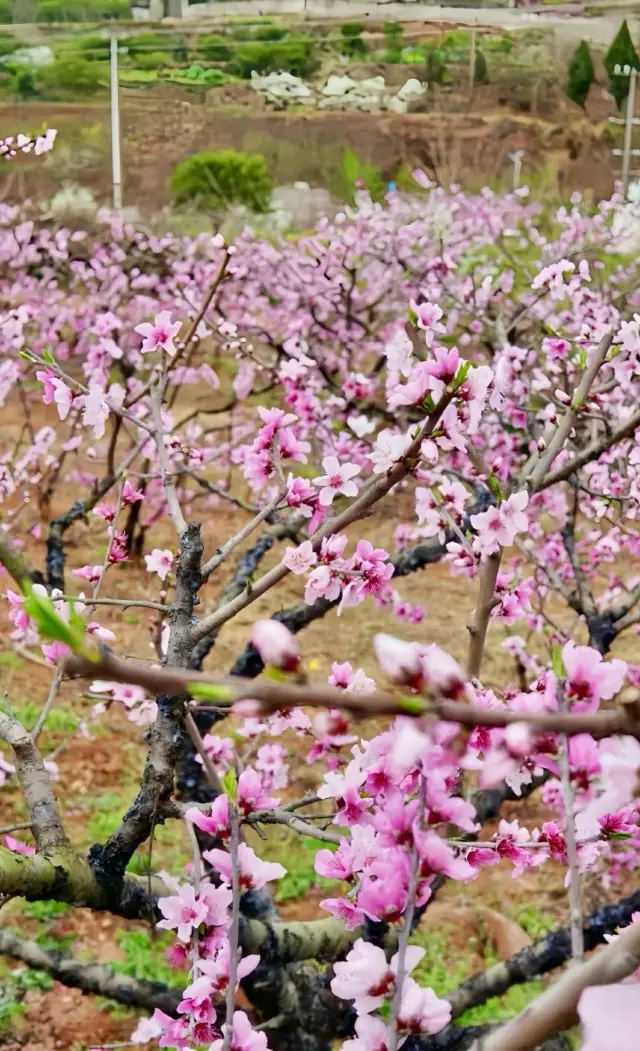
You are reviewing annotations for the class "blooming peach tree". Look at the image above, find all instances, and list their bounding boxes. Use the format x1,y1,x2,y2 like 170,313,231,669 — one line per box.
2,139,640,1051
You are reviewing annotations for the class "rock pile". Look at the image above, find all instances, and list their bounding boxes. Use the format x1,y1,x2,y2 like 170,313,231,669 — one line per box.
249,71,426,113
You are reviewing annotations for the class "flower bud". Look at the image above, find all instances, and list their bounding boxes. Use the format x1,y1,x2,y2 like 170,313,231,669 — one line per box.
373,633,424,689
252,619,300,673
419,644,466,700
504,721,534,758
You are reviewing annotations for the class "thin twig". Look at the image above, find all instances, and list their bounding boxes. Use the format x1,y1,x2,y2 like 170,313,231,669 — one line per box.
557,687,584,962
201,490,285,580
467,550,502,680
0,821,33,836
538,403,640,492
528,332,613,489
246,808,341,844
61,596,169,612
187,471,257,513
388,780,425,1051
31,668,63,743
222,801,241,1051
151,376,187,538
184,712,224,793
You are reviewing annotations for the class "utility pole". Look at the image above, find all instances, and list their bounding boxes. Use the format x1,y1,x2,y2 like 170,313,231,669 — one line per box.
469,29,476,95
613,63,638,199
110,35,122,212
508,149,523,191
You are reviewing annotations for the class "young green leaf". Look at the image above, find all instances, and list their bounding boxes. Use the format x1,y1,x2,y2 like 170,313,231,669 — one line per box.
187,681,235,702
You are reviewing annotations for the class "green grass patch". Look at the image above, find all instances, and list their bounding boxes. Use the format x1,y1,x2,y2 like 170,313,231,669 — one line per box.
86,792,130,841
113,928,188,986
246,829,340,904
8,700,78,734
512,904,555,941
409,924,546,1026
0,651,24,669
459,980,545,1025
0,967,53,1030
23,899,68,921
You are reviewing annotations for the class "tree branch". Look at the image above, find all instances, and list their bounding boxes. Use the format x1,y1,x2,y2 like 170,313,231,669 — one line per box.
189,391,455,646
63,648,640,741
466,551,502,680
471,902,640,1051
91,522,202,880
446,886,640,1019
0,709,67,851
537,405,640,493
528,333,612,490
0,928,182,1015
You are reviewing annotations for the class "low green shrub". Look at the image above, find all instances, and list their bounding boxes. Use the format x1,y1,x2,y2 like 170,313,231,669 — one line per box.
39,53,104,95
227,35,317,79
474,48,488,84
35,0,127,20
135,49,171,70
175,63,225,84
72,33,112,61
424,46,447,85
254,24,287,41
383,20,403,62
340,20,367,58
11,64,39,97
0,0,11,23
230,24,252,41
331,146,386,204
170,149,273,213
197,32,232,61
125,32,187,60
0,31,20,56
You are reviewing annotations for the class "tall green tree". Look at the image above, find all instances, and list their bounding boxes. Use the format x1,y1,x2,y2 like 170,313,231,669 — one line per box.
605,20,640,110
567,40,595,108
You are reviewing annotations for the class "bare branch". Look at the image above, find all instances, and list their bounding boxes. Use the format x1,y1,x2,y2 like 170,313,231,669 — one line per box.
0,928,181,1016
557,688,583,962
61,595,170,612
63,648,640,741
31,667,63,743
246,808,342,845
